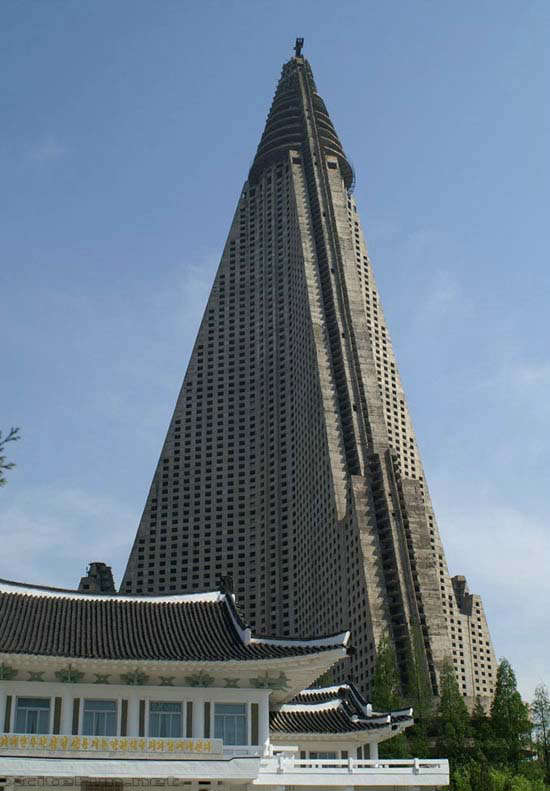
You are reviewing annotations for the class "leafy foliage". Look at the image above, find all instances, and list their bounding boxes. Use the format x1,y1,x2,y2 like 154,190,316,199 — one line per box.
532,684,550,782
490,659,532,770
312,668,334,688
369,649,549,790
434,658,471,765
0,426,20,486
372,632,401,711
371,633,411,758
404,623,434,757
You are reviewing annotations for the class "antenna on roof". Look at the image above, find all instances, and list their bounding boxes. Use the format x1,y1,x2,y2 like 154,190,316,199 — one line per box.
294,37,304,57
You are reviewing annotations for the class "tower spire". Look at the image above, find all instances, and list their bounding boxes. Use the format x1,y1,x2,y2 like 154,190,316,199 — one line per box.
294,37,304,57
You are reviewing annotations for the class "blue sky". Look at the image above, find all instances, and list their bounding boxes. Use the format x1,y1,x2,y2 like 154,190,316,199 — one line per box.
1,1,549,701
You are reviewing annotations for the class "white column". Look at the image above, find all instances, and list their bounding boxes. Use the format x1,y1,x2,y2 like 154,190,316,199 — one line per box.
259,696,270,755
369,741,379,761
127,693,139,737
193,699,204,738
60,692,73,735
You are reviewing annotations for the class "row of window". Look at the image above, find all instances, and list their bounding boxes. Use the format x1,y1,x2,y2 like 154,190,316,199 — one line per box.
13,698,247,745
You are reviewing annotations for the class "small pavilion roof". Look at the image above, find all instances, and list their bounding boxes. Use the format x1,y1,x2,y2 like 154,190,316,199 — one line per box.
270,683,413,735
0,579,349,663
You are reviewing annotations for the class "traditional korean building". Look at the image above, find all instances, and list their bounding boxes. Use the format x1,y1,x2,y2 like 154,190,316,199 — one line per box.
0,579,449,789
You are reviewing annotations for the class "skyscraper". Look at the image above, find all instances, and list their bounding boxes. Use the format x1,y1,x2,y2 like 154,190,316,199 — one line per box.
122,42,496,707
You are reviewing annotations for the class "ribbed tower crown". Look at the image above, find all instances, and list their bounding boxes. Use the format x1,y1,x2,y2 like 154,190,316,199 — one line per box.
249,55,353,189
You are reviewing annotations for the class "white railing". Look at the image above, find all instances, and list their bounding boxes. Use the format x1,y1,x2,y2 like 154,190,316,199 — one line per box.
223,746,263,757
260,755,449,776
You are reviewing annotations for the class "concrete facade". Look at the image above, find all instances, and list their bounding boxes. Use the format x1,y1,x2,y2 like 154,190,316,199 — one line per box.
121,51,497,707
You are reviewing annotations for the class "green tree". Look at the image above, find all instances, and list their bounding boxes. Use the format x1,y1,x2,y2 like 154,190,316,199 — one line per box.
404,622,433,757
372,632,402,711
434,657,471,768
371,632,411,758
531,683,550,781
471,760,494,790
311,668,334,687
470,695,492,763
490,658,531,770
0,427,20,486
406,622,434,719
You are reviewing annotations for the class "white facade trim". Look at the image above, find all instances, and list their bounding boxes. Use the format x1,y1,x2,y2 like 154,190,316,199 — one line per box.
251,631,350,649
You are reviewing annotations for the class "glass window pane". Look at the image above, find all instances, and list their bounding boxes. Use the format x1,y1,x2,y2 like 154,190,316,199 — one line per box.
149,702,182,738
214,703,247,745
82,700,117,736
214,717,224,740
235,716,246,745
214,704,245,716
15,698,50,734
150,702,181,714
84,700,116,713
18,698,50,709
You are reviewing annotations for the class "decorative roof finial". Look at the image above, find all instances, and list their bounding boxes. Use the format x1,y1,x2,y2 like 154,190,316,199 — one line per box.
294,37,304,58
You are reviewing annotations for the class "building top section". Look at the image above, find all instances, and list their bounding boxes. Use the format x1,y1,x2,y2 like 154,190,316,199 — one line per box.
270,683,413,736
248,53,353,188
0,579,349,663
78,561,116,594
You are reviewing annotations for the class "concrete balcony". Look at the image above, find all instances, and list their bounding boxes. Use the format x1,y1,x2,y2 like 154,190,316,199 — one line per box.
255,755,450,788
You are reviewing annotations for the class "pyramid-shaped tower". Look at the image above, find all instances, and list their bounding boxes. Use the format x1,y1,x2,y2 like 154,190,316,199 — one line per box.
122,43,497,706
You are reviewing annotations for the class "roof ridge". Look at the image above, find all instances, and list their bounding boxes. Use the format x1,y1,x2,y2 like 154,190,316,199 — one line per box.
0,579,223,604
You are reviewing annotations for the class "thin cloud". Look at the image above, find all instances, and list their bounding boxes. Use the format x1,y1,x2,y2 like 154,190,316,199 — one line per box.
436,496,550,701
0,486,134,588
26,137,67,163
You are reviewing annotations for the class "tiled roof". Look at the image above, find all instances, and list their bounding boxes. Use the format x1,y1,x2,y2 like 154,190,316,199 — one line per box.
0,579,348,662
270,683,413,735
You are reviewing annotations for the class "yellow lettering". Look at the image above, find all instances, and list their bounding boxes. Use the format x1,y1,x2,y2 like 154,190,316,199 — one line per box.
0,735,8,748
81,737,89,750
59,736,68,750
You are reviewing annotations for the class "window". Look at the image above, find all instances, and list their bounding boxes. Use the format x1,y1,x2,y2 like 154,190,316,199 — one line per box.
82,700,117,736
310,751,337,760
149,702,182,738
214,703,247,745
15,698,50,734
